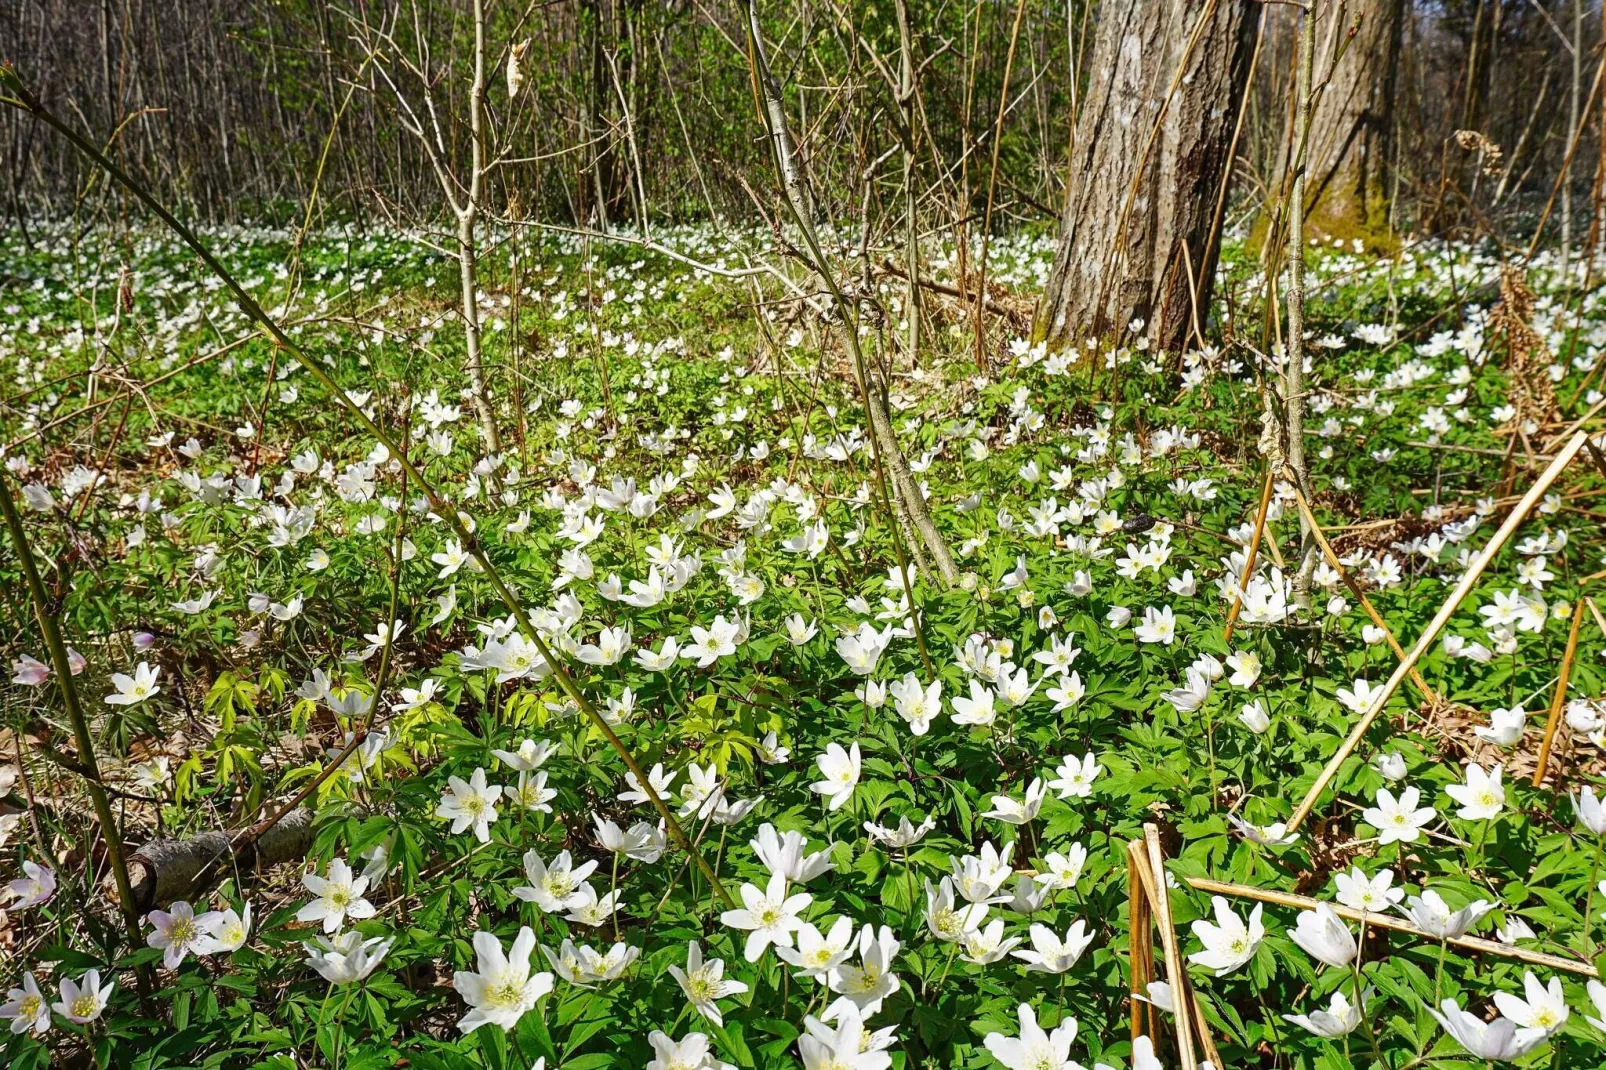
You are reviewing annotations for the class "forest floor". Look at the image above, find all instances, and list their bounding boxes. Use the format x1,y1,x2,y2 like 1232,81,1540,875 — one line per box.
1,220,1605,1069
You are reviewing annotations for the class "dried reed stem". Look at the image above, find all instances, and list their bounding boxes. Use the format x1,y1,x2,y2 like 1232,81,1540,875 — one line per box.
1289,481,1439,706
1127,843,1156,1043
1287,431,1591,832
1586,595,1606,639
1533,596,1587,786
1129,838,1225,1063
1186,877,1598,977
1141,825,1199,1070
1224,466,1276,643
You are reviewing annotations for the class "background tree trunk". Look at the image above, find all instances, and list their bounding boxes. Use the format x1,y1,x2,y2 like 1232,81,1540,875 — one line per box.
1032,0,1256,355
1301,0,1406,240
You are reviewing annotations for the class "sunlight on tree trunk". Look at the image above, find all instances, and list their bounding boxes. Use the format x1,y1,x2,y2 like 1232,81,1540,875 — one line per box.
1033,0,1256,356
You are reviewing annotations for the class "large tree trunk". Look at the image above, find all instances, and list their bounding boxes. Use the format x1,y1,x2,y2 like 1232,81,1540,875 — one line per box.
1033,0,1256,355
1302,0,1405,239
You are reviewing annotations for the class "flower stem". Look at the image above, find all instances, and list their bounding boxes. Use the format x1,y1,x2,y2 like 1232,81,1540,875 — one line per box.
903,848,918,931
1583,837,1602,956
1249,966,1286,1054
314,983,336,1062
1353,945,1385,1068
329,984,356,1070
610,853,621,943
935,941,959,990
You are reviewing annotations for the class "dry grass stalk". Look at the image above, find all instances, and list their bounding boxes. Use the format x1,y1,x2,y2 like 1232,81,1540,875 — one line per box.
1127,838,1228,1066
1490,268,1560,430
1287,431,1592,832
1588,436,1606,483
1224,466,1276,644
1587,595,1606,638
1533,596,1588,786
1138,826,1199,1070
1186,877,1599,978
1127,843,1156,1043
1289,481,1440,707
1542,396,1605,452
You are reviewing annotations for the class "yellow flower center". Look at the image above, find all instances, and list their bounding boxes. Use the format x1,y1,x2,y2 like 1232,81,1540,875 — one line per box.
686,972,717,1001
487,977,525,1008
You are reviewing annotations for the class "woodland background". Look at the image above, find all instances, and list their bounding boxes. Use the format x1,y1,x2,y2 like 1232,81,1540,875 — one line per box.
0,0,1592,245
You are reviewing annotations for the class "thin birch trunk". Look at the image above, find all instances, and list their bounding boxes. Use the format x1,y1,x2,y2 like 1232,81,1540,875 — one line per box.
461,0,499,453
744,0,958,587
1563,0,1581,276
895,0,920,365
1286,0,1319,608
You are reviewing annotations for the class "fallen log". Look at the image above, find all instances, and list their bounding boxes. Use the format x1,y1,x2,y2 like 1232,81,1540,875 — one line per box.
115,807,316,914
116,727,390,913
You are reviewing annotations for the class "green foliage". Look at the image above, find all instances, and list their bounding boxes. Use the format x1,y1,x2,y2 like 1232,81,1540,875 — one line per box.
1,221,1604,1069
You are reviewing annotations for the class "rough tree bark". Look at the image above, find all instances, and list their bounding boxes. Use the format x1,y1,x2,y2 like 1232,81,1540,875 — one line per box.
1032,0,1256,355
1301,0,1404,239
